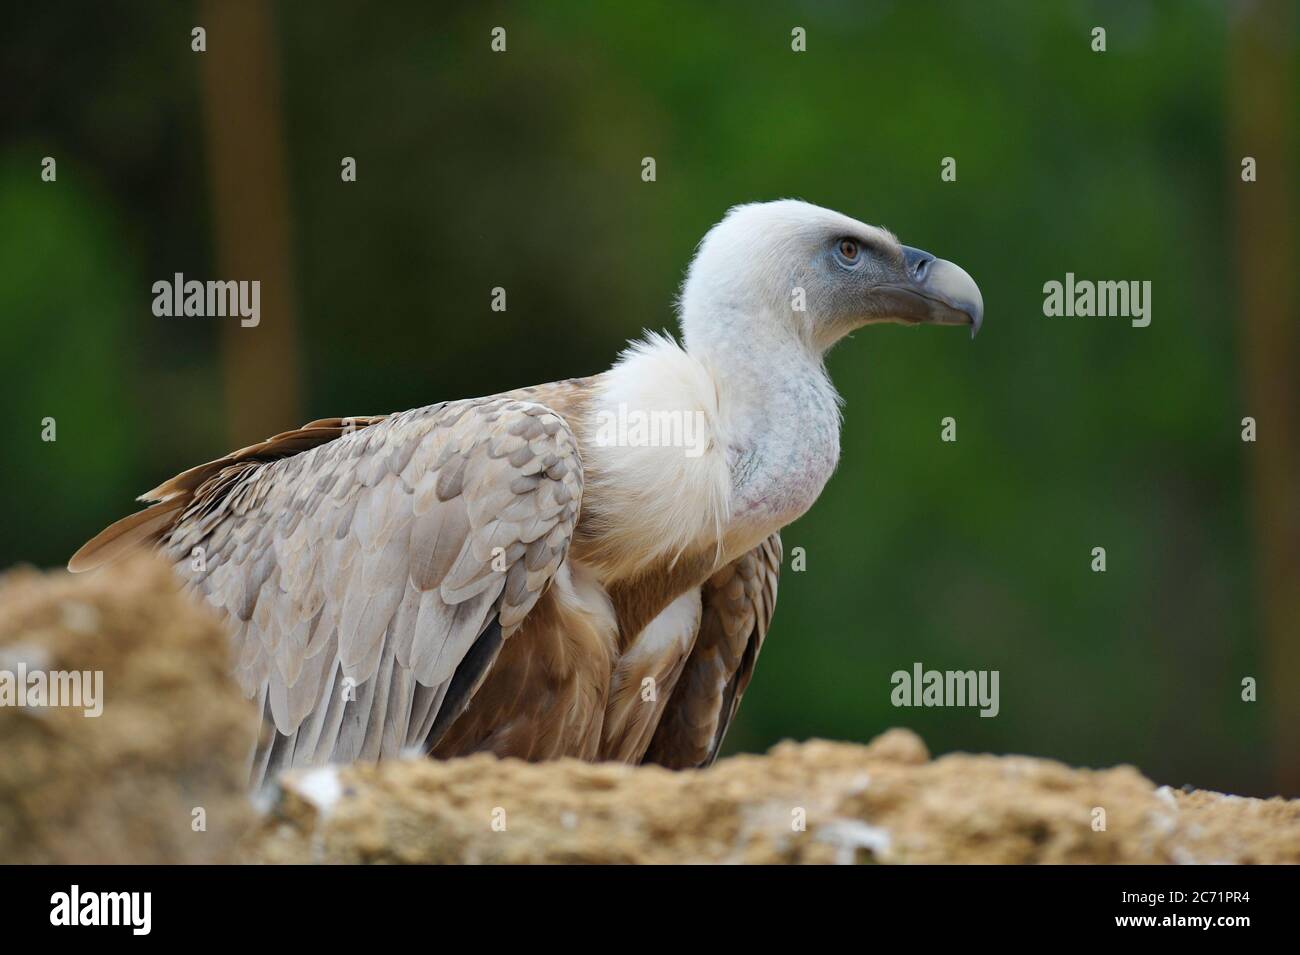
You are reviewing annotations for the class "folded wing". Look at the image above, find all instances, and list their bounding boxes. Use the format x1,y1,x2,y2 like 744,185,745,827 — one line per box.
73,397,583,786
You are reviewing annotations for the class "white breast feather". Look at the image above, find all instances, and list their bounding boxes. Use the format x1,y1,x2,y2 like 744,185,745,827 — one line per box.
582,332,732,580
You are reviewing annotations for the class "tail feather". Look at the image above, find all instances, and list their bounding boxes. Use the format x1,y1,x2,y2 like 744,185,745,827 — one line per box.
68,414,389,574
67,499,186,573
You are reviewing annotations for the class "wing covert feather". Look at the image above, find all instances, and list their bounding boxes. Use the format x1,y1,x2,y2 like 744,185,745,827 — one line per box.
158,396,583,785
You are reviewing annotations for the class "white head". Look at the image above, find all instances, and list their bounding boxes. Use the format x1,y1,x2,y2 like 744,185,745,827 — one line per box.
590,201,985,576
678,199,982,360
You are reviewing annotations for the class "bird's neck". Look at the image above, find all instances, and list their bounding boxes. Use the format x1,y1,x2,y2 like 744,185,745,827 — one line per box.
686,309,844,556
577,322,841,583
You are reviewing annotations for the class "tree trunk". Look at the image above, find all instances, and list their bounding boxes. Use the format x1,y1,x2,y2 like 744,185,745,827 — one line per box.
1229,0,1299,795
198,0,302,444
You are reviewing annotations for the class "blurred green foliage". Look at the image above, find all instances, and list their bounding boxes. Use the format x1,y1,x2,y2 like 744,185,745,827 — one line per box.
1,2,1290,794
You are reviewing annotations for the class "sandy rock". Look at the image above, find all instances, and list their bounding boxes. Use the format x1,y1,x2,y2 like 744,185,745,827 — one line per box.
3,559,1296,864
0,556,257,863
250,728,1300,864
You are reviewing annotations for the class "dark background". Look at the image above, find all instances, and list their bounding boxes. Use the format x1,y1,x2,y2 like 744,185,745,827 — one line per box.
2,1,1295,796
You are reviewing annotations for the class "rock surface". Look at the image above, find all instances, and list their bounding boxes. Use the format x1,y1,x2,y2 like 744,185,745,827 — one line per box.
252,728,1300,864
2,558,1296,864
0,556,256,863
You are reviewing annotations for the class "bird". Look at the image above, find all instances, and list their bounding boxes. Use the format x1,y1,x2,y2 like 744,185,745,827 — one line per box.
70,199,983,787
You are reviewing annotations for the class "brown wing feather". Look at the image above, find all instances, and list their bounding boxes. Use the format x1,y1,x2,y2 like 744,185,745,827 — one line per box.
68,415,388,572
641,533,782,769
598,590,701,763
431,563,618,762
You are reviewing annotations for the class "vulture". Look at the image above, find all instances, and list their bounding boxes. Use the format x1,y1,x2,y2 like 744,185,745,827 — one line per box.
70,200,983,786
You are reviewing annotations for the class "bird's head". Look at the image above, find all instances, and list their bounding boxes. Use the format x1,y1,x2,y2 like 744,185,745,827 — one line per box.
678,199,983,357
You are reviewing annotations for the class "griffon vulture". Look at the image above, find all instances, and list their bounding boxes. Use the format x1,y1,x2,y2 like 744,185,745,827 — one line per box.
71,200,983,786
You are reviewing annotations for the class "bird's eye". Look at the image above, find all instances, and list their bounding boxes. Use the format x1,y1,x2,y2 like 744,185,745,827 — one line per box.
837,239,860,261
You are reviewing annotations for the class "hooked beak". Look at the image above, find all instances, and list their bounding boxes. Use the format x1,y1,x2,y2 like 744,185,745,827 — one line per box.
871,245,984,339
